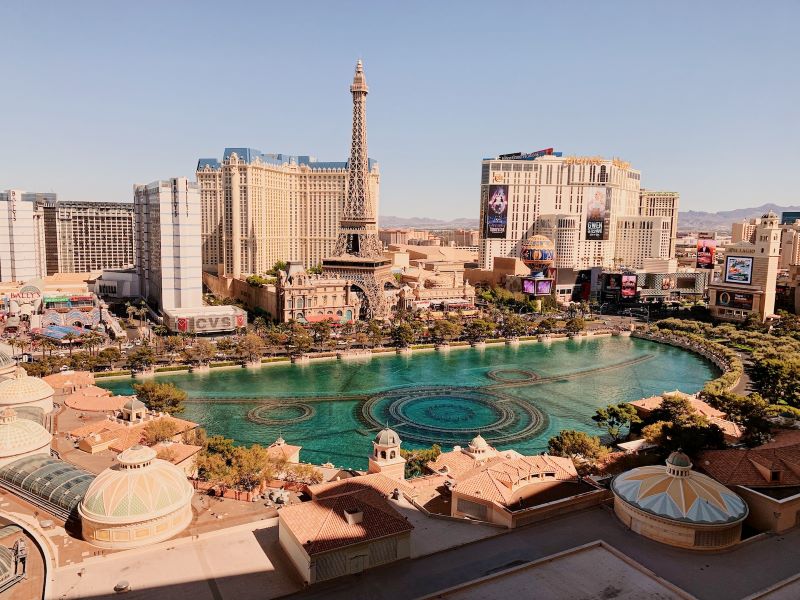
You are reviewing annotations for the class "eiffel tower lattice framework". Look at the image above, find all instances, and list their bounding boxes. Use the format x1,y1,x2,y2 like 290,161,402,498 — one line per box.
323,60,395,319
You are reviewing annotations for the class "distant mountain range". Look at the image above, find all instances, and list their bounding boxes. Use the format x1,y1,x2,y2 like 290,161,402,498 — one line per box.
381,203,800,233
379,215,479,229
678,204,800,232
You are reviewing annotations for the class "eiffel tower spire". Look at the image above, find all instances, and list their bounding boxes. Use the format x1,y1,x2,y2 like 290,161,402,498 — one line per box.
334,60,382,257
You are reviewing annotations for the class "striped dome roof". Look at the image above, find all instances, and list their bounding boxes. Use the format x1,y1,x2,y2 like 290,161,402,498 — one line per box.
0,409,51,457
612,461,748,525
0,350,14,368
79,445,193,523
0,369,54,405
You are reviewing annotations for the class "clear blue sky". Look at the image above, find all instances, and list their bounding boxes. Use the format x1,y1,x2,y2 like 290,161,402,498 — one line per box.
2,1,798,218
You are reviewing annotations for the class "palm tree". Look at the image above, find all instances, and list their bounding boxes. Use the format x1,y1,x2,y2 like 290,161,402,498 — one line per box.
125,302,137,327
62,332,79,357
137,303,148,331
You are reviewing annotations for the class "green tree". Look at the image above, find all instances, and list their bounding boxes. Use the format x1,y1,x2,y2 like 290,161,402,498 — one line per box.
287,323,313,354
547,430,608,463
125,346,155,371
215,337,237,357
132,380,187,415
143,419,179,444
267,260,288,276
592,403,642,442
311,320,333,347
185,338,216,365
367,320,384,347
237,332,266,362
400,444,441,478
391,322,415,347
537,318,557,333
463,319,496,342
500,313,527,338
431,319,461,343
565,317,586,333
231,445,275,492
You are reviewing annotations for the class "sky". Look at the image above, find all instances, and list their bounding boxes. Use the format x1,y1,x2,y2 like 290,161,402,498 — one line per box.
2,1,798,219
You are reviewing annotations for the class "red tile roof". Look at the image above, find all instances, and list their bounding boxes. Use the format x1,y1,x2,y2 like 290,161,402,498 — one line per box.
280,489,413,556
699,440,800,487
454,455,578,507
307,472,412,500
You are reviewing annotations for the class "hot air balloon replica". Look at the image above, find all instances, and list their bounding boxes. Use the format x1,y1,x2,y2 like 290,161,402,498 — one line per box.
520,235,556,296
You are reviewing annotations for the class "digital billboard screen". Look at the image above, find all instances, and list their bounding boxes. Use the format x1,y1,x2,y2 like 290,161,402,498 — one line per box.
717,291,754,310
605,273,622,290
585,187,611,241
486,185,509,238
725,256,753,285
696,238,717,269
661,276,676,290
522,278,553,296
621,274,637,298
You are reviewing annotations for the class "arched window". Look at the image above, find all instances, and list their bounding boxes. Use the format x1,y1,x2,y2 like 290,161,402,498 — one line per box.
375,449,378,457
599,165,608,183
390,451,396,459
381,451,387,459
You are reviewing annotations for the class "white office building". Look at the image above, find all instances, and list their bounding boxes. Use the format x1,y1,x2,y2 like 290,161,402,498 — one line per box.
133,178,203,312
0,190,42,282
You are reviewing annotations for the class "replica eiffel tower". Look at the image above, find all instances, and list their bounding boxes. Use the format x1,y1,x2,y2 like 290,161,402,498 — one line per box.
323,60,394,319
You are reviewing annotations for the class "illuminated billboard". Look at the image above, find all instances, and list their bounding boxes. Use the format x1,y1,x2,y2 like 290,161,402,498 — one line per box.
605,273,622,290
661,276,676,290
696,239,717,269
486,185,509,239
585,187,611,241
621,275,637,298
717,291,754,310
522,278,553,296
724,256,753,285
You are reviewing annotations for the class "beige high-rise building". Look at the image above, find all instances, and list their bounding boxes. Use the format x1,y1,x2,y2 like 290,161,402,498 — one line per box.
197,150,379,277
478,151,677,270
639,190,679,257
709,212,780,322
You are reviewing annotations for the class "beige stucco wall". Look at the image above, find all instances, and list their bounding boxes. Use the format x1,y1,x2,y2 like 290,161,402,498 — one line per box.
737,487,800,533
80,503,192,550
614,498,742,550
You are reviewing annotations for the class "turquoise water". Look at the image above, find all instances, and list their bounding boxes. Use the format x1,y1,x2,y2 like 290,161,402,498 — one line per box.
98,337,716,470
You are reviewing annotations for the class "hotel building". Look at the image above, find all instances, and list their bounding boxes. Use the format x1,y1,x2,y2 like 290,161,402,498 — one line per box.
0,190,44,282
133,178,203,312
708,212,780,322
196,149,380,277
477,152,678,270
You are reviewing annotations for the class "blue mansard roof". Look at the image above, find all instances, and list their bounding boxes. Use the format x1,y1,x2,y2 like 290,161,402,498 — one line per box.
197,148,377,172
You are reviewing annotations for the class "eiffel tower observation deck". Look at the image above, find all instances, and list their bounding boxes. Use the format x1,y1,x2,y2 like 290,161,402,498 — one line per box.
323,60,394,319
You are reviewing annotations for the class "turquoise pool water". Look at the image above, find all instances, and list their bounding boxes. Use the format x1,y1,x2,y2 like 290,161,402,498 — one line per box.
98,337,716,470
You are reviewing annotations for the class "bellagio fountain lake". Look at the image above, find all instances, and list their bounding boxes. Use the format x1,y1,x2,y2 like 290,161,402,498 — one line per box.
98,336,716,470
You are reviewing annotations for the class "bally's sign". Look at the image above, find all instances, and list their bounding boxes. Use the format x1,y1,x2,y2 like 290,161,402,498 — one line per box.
174,312,246,333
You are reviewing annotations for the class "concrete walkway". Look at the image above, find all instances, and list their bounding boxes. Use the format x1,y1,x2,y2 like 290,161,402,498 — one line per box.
284,507,800,600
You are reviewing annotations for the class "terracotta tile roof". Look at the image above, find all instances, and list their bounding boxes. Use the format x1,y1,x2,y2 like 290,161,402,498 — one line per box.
307,472,413,500
630,394,726,420
64,386,130,412
699,442,800,487
280,489,413,556
427,449,478,479
266,443,302,462
454,455,578,507
69,415,198,453
43,370,94,389
153,441,202,465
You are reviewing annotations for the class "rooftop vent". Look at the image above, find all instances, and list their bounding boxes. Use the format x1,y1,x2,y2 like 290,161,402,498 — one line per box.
344,507,363,525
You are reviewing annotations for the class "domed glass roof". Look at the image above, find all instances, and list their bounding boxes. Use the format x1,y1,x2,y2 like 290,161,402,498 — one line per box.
0,350,15,368
0,409,52,456
79,445,193,522
0,369,54,404
612,461,748,525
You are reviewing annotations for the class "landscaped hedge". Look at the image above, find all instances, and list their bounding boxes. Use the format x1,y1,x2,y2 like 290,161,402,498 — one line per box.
210,361,238,368
262,357,290,363
154,365,191,373
94,370,132,378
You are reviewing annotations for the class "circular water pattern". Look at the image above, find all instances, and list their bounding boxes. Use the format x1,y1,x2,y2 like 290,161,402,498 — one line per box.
485,368,539,383
361,386,546,446
247,402,316,425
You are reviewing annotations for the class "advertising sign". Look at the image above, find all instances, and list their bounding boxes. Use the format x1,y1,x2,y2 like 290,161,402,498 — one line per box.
621,275,637,299
585,187,611,241
498,148,555,160
661,276,676,290
522,278,553,296
717,291,754,310
725,256,754,285
486,185,509,239
696,239,717,269
605,274,622,290
535,279,553,296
